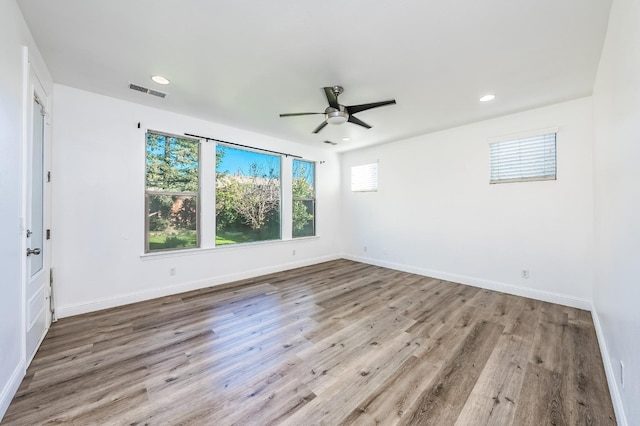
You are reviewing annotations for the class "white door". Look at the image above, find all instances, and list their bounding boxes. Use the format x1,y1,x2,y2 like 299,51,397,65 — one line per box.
25,72,51,362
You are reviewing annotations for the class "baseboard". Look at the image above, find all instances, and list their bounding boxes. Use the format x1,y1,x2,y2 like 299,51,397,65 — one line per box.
591,306,628,426
56,254,340,318
0,360,25,422
343,254,592,310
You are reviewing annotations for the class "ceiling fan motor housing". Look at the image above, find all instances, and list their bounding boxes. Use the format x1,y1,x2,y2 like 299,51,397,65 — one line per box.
326,106,349,124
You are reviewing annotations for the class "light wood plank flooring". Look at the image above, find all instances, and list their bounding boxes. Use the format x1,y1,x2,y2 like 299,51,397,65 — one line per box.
2,260,616,425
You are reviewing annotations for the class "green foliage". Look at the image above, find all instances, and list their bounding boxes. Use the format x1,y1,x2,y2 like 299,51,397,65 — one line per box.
292,160,315,237
149,230,197,251
149,194,173,231
292,161,314,197
233,164,280,230
146,133,199,192
149,215,170,232
215,175,242,231
293,199,313,232
293,176,313,198
173,197,197,229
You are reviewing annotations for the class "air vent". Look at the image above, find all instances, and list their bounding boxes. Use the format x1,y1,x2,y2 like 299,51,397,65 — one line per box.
129,83,148,94
129,83,167,99
148,89,167,98
324,140,338,145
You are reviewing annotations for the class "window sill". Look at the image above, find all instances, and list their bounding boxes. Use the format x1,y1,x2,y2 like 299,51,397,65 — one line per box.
140,235,320,260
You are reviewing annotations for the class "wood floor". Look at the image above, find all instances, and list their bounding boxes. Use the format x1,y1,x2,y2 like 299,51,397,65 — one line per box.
3,260,616,425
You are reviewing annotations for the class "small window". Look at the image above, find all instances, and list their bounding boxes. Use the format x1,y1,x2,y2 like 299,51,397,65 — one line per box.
292,159,315,238
351,163,378,192
145,131,199,252
215,145,281,245
489,132,556,184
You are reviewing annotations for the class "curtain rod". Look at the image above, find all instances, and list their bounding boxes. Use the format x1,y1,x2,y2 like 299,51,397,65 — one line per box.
184,133,302,159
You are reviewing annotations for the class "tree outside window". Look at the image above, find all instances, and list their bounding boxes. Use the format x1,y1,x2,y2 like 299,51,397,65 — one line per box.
215,145,281,245
292,159,315,238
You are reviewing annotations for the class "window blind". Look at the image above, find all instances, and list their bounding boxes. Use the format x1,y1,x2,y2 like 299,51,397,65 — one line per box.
489,132,556,184
351,163,378,192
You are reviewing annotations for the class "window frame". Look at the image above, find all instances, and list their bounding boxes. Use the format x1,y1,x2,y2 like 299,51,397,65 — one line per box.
292,159,316,238
144,130,201,253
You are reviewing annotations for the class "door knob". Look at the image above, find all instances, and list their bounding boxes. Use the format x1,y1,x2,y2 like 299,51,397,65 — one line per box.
26,248,41,256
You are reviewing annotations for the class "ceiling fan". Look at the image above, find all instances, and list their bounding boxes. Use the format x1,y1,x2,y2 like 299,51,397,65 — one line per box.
279,86,396,134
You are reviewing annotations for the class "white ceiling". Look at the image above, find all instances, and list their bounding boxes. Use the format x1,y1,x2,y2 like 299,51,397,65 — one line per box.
17,0,611,152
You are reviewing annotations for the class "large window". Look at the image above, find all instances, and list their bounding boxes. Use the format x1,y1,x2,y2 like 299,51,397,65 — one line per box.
215,145,281,245
292,159,315,238
145,131,199,252
489,132,557,184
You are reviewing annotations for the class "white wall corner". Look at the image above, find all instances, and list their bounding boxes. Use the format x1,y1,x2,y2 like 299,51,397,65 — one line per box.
0,360,25,422
590,306,629,426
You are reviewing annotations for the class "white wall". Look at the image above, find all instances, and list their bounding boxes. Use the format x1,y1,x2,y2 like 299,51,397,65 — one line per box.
0,0,53,419
592,0,640,423
341,98,595,308
51,85,342,317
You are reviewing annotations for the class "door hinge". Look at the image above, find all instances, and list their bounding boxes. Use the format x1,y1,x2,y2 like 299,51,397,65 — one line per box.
47,171,51,182
46,229,51,240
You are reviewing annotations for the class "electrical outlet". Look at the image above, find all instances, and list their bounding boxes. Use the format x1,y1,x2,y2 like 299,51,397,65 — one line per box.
169,267,176,276
364,246,367,252
621,361,625,389
292,249,296,256
521,269,529,279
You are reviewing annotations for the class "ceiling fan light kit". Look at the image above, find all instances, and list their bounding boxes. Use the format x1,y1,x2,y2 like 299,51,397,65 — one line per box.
326,109,348,125
280,86,396,134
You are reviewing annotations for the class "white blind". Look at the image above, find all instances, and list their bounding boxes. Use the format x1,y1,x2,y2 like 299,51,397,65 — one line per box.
351,163,378,192
490,132,556,184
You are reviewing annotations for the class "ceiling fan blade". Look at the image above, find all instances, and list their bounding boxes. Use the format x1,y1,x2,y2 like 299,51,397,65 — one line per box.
312,121,328,134
347,115,372,129
323,87,340,109
346,99,396,115
279,112,324,117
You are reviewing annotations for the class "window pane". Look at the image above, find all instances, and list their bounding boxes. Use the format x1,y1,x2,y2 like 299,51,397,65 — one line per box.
146,133,199,192
216,145,281,245
293,160,315,198
145,131,199,253
293,159,315,238
147,194,198,251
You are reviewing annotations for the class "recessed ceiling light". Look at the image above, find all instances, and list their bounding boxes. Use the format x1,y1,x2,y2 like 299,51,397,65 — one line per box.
480,94,495,102
341,137,350,142
151,75,170,85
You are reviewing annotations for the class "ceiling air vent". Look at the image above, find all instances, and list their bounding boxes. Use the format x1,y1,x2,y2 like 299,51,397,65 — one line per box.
129,83,148,94
128,83,167,99
148,89,167,98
